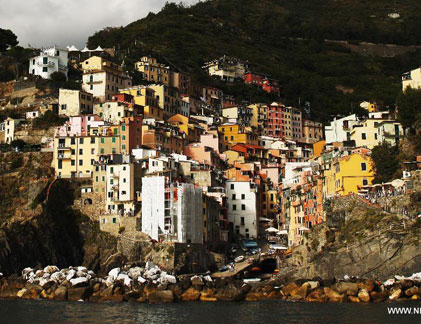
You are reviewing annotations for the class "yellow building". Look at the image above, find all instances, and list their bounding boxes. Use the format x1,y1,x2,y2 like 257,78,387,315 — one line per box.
334,153,375,196
146,84,181,119
218,123,258,151
135,56,172,86
119,86,163,120
249,103,266,132
53,134,121,178
81,56,132,102
262,189,278,219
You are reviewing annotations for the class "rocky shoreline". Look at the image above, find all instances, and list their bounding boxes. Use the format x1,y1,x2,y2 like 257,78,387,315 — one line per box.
1,265,421,304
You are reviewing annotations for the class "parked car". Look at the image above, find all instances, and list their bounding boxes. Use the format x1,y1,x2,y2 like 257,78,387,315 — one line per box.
234,255,245,263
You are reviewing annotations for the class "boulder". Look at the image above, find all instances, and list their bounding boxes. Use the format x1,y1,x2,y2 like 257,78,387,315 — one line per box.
357,289,370,302
306,288,328,303
43,266,59,274
181,287,201,301
200,288,217,301
215,287,244,302
245,292,264,301
348,296,360,303
98,295,124,303
70,277,88,288
191,276,204,286
17,288,28,298
324,287,346,303
303,281,320,290
281,282,299,297
54,286,68,301
290,284,308,301
405,286,420,297
370,290,388,302
357,279,376,292
149,290,175,304
389,288,402,301
66,270,76,281
334,282,359,296
68,286,93,301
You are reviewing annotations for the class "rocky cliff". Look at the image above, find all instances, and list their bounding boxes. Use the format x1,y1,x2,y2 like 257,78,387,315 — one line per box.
281,195,421,281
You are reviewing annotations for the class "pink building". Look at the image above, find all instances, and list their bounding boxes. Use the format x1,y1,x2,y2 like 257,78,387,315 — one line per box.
56,114,104,137
199,133,220,154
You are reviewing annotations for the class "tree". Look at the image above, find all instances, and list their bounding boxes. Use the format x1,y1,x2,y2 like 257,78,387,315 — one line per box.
371,143,400,184
396,88,421,132
0,28,18,52
50,71,67,83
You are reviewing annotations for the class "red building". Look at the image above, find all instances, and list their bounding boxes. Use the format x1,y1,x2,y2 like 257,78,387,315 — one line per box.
244,72,264,87
266,103,303,141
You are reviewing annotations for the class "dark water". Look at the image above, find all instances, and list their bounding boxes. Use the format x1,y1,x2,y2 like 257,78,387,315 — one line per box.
0,299,420,324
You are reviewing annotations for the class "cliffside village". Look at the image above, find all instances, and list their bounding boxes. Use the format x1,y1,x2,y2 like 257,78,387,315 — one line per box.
1,46,420,250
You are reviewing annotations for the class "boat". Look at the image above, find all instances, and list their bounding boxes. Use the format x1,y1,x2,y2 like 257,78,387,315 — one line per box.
243,278,261,283
234,255,245,263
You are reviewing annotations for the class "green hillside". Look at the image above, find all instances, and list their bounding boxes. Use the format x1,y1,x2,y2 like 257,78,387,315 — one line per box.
87,0,421,121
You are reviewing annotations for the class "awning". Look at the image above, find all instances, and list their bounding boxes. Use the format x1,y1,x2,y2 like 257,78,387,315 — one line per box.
277,230,288,235
265,227,278,233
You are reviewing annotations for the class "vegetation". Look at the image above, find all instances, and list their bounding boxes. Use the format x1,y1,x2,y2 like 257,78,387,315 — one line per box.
32,111,68,130
87,0,421,121
396,87,421,132
0,28,18,52
371,143,400,183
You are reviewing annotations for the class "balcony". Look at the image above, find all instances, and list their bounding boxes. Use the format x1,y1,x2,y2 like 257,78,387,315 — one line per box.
37,61,55,68
57,144,71,150
57,153,71,159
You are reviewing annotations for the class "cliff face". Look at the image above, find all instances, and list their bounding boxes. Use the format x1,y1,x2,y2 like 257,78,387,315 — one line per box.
282,196,421,281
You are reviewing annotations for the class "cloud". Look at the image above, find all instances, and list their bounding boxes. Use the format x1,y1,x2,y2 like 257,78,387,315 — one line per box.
0,0,199,48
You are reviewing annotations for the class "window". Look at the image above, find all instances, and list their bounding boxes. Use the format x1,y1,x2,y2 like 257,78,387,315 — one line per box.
91,148,95,154
230,184,234,190
123,178,126,183
241,217,245,225
71,149,75,155
90,137,95,144
112,218,116,224
71,160,75,166
112,137,116,143
122,191,126,195
361,163,367,171
361,133,366,140
71,138,75,145
100,148,104,154
43,57,48,64
122,144,126,150
232,204,236,211
122,135,126,140
232,194,236,200
101,138,105,144
80,138,84,144
79,149,83,155
122,125,126,131
362,179,368,186
79,160,83,166
241,204,245,210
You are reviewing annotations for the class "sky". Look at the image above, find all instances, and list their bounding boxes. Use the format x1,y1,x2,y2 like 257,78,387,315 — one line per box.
0,0,199,49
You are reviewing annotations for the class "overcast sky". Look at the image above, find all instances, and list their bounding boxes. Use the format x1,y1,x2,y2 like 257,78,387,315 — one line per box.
0,0,199,49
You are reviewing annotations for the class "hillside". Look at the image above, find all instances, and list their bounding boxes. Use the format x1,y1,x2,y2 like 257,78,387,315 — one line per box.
87,0,421,121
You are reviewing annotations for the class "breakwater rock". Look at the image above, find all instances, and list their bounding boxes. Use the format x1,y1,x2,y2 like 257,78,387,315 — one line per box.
1,265,421,304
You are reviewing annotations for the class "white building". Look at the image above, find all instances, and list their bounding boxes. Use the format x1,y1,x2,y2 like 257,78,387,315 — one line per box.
93,101,136,124
203,56,248,82
29,46,68,79
26,111,40,120
402,67,421,92
105,162,136,216
324,114,359,144
142,176,203,243
225,180,259,238
283,162,319,188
